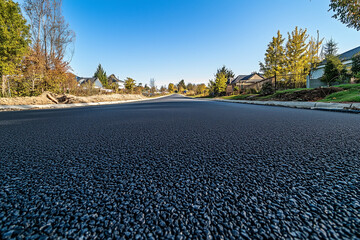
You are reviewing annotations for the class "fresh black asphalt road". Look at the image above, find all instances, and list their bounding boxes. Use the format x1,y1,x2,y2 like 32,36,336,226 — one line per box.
1,94,359,239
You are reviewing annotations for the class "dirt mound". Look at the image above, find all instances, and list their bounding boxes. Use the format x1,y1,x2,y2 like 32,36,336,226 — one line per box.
271,87,343,101
0,92,55,105
0,92,146,106
54,94,146,104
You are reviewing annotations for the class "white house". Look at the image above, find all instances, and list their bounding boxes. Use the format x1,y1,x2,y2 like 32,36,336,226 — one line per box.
307,46,360,88
76,77,104,89
108,74,125,89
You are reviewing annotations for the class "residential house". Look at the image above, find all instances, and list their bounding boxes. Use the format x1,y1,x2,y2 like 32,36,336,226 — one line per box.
108,74,125,89
76,77,103,89
307,46,360,88
226,73,265,95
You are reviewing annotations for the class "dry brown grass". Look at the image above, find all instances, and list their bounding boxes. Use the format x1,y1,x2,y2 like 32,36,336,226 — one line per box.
0,92,146,105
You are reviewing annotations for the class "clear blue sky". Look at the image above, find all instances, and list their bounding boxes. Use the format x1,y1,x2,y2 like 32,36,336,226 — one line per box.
16,0,360,86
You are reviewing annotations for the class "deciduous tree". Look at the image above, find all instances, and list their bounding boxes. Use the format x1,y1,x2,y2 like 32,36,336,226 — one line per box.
208,80,216,96
23,0,75,94
0,0,31,96
259,31,286,78
329,0,360,31
214,72,227,96
285,27,310,87
308,34,324,81
196,83,206,95
125,77,136,92
168,83,175,93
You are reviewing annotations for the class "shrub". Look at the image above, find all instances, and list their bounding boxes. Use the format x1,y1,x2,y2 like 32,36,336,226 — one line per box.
260,82,274,95
321,55,344,86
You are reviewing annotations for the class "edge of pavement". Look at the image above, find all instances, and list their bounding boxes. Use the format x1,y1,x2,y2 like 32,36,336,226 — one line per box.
201,98,360,114
0,94,171,112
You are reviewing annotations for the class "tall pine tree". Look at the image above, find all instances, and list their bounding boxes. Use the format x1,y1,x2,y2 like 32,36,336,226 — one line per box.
321,38,338,58
216,66,235,83
94,64,108,87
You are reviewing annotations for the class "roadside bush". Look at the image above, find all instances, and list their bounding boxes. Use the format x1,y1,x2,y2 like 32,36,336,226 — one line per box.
260,82,274,95
321,55,344,86
354,72,360,83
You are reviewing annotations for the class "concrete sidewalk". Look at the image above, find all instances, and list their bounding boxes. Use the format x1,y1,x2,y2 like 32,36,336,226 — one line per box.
0,95,169,111
213,99,360,113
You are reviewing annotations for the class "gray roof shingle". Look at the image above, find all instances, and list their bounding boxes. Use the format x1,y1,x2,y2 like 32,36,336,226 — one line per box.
319,46,360,65
231,73,264,84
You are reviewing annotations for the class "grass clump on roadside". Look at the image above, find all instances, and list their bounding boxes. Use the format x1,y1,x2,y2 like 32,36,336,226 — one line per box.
272,88,310,95
222,94,256,100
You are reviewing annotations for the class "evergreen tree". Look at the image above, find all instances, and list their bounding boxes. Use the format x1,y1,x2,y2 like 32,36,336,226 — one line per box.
216,66,235,83
351,53,360,74
321,55,344,86
329,0,360,31
259,30,286,78
352,53,360,80
94,64,108,87
0,0,31,96
285,27,310,88
144,84,150,91
322,38,338,57
178,79,186,90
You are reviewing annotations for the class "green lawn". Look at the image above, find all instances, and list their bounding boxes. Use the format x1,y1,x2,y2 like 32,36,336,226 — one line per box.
209,84,360,102
332,83,360,90
319,84,360,102
319,88,360,102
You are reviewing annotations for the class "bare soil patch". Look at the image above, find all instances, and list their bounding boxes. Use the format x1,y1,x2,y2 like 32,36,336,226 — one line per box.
0,92,146,106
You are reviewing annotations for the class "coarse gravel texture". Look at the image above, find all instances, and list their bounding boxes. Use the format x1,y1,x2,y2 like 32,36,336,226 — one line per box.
0,94,359,239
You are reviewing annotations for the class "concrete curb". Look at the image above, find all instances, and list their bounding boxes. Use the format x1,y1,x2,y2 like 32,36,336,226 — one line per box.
0,95,169,112
212,99,360,113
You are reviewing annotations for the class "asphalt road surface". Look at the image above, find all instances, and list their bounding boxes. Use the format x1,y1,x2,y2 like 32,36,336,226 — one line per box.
1,94,359,239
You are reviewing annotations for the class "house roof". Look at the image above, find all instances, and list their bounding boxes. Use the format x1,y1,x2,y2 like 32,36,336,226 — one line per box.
319,45,360,66
231,73,264,84
76,77,101,85
108,74,124,84
338,46,360,61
